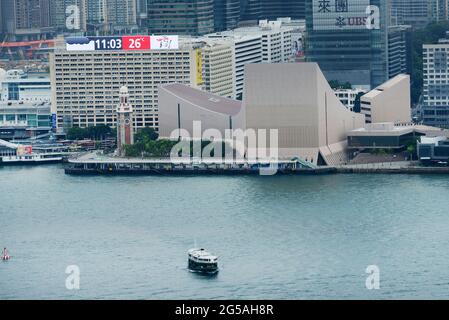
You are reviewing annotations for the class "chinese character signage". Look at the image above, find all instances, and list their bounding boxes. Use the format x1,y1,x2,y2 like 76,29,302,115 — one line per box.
313,0,370,31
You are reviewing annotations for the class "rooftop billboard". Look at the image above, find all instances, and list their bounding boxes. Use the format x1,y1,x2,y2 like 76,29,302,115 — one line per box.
66,36,179,51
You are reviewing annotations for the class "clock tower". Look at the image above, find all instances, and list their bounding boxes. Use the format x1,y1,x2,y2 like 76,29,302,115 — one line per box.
116,86,134,156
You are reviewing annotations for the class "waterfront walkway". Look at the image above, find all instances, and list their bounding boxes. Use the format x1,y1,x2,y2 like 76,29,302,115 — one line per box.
65,153,449,175
337,161,449,174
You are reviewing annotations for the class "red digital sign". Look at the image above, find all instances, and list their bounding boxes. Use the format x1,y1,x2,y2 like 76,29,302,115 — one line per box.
122,36,151,50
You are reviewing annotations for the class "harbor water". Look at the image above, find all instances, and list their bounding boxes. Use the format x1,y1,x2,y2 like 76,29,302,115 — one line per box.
1,164,449,299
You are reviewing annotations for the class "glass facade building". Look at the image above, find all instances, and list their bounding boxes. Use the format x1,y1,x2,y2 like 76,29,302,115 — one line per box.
305,0,389,89
147,0,215,35
213,0,306,32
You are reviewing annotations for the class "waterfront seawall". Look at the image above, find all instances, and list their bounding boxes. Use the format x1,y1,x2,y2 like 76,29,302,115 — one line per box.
64,166,337,176
336,166,449,174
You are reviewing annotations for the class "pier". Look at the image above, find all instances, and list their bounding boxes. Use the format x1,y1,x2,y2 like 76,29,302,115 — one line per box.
64,153,335,175
64,154,449,175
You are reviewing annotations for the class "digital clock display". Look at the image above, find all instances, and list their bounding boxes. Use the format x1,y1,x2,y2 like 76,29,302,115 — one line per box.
90,37,123,50
66,36,178,51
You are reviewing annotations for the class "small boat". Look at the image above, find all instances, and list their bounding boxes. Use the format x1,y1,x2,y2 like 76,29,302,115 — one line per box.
188,248,218,274
2,248,10,261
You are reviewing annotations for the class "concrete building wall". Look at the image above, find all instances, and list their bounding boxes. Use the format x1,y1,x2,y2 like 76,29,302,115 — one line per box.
50,48,201,131
422,42,449,128
243,63,365,165
360,74,411,124
201,41,235,99
158,83,243,139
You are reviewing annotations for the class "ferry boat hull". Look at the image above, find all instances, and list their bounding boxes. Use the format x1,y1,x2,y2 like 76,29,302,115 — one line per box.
0,154,63,165
188,259,219,274
187,248,219,274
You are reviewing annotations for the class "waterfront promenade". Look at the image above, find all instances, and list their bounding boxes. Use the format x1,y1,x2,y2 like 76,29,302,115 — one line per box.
64,153,449,175
64,152,334,175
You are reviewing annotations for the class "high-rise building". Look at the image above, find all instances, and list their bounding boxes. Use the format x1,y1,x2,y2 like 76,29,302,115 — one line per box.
0,3,3,35
51,0,87,32
212,0,306,32
388,25,412,79
206,20,295,98
214,0,241,31
421,39,449,128
106,0,137,31
305,0,389,89
86,0,108,28
390,0,440,29
259,0,305,20
50,44,203,131
2,0,53,40
147,0,215,36
430,0,449,23
200,40,236,98
135,0,148,27
240,0,262,22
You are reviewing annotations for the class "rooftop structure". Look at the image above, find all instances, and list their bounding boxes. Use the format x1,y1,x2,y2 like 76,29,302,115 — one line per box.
158,83,243,138
347,122,449,151
418,135,449,164
0,69,51,103
360,74,411,124
0,100,53,140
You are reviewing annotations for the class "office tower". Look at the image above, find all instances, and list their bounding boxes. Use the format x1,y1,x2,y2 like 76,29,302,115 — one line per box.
259,0,305,20
0,3,3,35
421,39,449,128
390,0,431,28
388,25,412,79
1,0,53,40
429,0,449,23
51,0,87,32
305,0,389,89
147,0,214,36
106,0,137,31
240,0,262,21
86,0,107,27
206,20,295,98
135,0,148,27
214,0,241,31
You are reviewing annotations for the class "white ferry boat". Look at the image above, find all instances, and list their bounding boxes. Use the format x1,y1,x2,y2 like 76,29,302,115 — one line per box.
0,152,63,164
188,248,219,274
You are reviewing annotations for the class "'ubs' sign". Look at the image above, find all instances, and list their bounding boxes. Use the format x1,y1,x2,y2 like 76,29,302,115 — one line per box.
313,0,371,31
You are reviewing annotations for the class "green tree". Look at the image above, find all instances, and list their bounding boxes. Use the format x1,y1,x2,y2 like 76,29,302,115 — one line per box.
66,127,87,140
135,127,159,143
